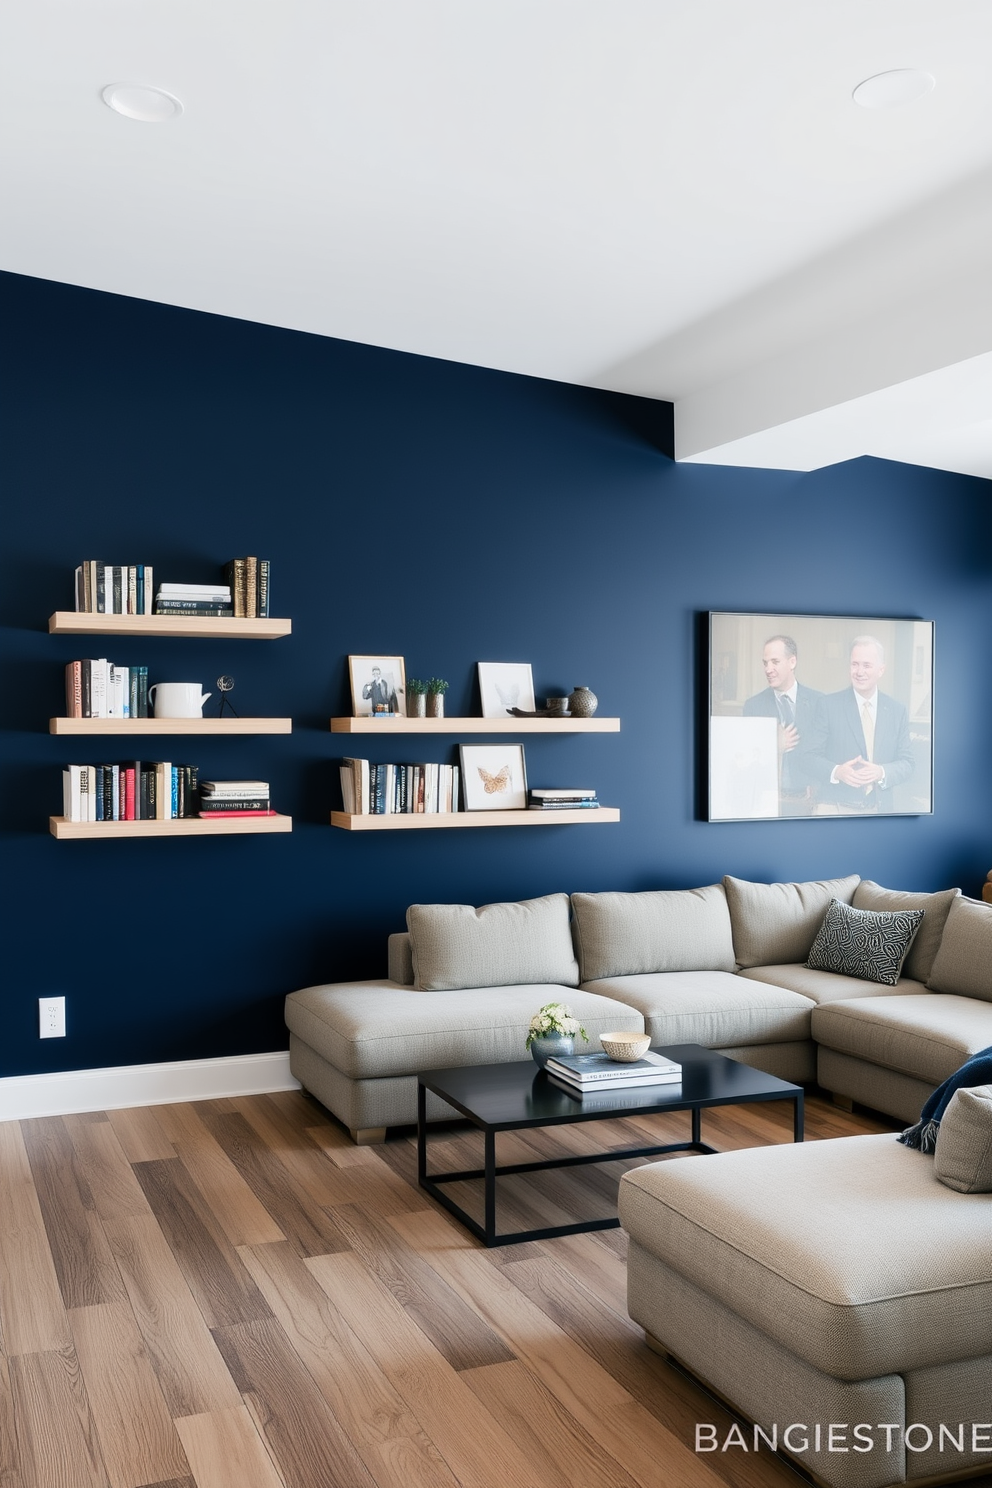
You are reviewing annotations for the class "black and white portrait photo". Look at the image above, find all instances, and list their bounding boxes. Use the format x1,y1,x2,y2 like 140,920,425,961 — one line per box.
349,654,407,717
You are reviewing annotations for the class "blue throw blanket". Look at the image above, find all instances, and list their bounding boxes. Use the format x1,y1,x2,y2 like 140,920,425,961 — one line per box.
898,1044,992,1153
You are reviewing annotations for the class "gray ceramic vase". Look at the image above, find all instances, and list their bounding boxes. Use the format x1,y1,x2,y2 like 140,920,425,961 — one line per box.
568,686,598,717
530,1034,574,1068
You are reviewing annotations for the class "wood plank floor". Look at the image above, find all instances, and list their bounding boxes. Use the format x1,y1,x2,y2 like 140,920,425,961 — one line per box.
0,1086,974,1488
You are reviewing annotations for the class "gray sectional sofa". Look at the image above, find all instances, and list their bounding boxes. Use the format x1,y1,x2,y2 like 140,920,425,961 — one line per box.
284,875,992,1142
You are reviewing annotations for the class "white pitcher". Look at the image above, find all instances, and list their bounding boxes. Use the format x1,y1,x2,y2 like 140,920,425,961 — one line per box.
148,682,212,718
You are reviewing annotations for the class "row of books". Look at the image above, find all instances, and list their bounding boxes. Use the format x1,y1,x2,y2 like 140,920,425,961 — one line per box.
75,562,154,614
340,758,460,814
65,660,149,718
62,762,200,821
545,1050,682,1094
199,780,277,817
224,558,271,618
154,582,233,617
528,788,600,811
72,560,272,619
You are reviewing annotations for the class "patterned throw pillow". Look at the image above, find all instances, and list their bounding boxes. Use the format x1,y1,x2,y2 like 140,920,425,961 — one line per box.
806,898,924,985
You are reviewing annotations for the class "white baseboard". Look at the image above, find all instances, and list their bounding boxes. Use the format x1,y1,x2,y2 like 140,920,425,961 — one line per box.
0,1051,299,1122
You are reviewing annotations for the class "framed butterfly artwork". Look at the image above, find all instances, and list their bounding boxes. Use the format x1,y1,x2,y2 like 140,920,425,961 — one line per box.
459,742,528,811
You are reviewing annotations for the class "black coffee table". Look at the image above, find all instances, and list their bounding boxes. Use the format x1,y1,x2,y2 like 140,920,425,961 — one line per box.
417,1043,804,1247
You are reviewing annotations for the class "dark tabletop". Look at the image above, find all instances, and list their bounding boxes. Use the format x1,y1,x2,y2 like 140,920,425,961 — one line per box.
418,1043,802,1131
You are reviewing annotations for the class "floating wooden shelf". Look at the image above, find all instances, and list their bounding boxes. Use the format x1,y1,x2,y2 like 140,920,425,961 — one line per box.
330,716,619,734
50,814,293,839
50,717,292,736
49,612,291,639
330,808,620,830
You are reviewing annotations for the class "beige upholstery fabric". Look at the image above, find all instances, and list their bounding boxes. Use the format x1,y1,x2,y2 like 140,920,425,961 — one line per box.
904,1356,992,1479
626,1243,906,1488
852,880,961,984
738,962,928,1005
812,994,992,1085
934,1084,992,1193
713,1040,816,1083
569,885,735,981
387,932,414,985
580,970,813,1047
289,1035,463,1130
817,1049,935,1124
927,895,992,1003
724,874,860,968
407,894,579,991
619,1133,992,1379
285,979,641,1079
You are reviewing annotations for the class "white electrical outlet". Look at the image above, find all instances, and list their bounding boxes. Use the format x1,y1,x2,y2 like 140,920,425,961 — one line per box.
39,996,66,1038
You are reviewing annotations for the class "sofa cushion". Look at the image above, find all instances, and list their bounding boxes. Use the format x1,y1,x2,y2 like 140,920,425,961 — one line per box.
812,994,992,1086
738,963,928,1005
388,932,414,986
407,894,579,992
580,970,813,1048
285,980,642,1080
852,880,961,984
927,896,992,1003
806,899,923,986
618,1132,992,1379
723,874,860,968
934,1085,992,1194
569,885,735,981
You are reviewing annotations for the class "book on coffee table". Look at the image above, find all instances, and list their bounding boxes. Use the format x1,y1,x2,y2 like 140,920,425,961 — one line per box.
546,1050,682,1088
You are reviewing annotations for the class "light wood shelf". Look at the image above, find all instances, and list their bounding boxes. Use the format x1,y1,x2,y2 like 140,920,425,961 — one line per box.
49,612,291,639
330,808,620,830
330,716,619,734
50,814,293,839
50,717,292,736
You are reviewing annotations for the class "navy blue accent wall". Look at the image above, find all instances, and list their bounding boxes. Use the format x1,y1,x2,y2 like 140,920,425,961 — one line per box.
2,270,990,1079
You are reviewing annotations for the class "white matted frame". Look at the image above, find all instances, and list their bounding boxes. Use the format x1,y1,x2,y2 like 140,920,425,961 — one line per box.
459,742,528,810
477,661,535,718
708,612,933,821
349,654,407,717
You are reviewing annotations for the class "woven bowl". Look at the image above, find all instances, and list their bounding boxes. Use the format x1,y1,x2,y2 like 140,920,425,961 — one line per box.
599,1031,651,1063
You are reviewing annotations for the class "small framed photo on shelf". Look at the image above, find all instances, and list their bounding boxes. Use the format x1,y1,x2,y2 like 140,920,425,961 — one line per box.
349,655,407,717
477,661,535,717
460,742,528,810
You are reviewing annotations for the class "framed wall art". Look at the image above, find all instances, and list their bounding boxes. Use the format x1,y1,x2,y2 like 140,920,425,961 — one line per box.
349,654,407,716
707,612,933,821
459,742,528,810
477,661,536,718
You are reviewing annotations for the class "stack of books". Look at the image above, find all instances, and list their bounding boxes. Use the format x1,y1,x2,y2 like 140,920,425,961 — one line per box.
154,582,233,618
198,780,276,818
546,1050,682,1095
74,561,153,614
63,762,199,821
340,758,460,814
64,660,149,718
528,788,600,811
224,558,271,618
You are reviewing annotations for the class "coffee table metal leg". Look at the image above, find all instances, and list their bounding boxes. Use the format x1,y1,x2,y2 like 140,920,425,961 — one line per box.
484,1129,496,1246
794,1091,805,1142
692,1106,701,1146
417,1081,427,1183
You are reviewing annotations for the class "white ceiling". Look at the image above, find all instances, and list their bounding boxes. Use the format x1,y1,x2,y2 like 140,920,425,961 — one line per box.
3,1,992,476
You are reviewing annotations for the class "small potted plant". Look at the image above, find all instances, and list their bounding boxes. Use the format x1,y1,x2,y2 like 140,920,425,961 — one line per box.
405,678,428,718
425,677,449,719
526,1001,589,1067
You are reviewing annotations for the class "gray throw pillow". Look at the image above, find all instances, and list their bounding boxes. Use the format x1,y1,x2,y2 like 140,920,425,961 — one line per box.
806,899,923,986
934,1085,992,1193
852,881,960,984
927,896,992,1003
407,894,579,991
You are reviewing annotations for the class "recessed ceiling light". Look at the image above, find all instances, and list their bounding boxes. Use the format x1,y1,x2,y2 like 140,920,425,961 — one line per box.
852,70,935,110
101,83,183,122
